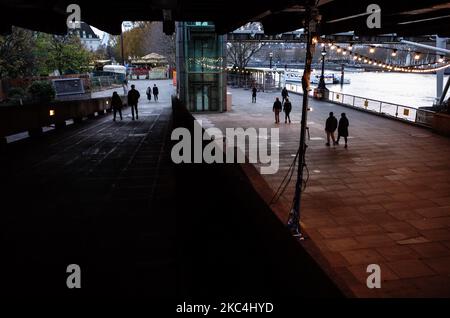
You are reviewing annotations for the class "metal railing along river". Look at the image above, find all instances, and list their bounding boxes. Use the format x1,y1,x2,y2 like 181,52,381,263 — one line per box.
285,82,435,127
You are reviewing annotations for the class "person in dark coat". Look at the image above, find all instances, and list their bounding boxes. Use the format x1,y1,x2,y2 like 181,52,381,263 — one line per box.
283,98,292,123
281,87,289,103
146,86,152,101
325,111,338,146
252,86,257,103
273,97,282,124
152,84,159,101
111,91,123,121
337,113,349,148
127,84,140,120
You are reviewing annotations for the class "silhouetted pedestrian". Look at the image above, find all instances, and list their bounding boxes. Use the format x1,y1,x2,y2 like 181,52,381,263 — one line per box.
146,86,152,101
283,98,292,123
337,113,349,148
127,84,140,120
281,87,289,103
273,97,282,124
153,84,159,101
252,86,257,103
111,91,123,121
325,112,338,146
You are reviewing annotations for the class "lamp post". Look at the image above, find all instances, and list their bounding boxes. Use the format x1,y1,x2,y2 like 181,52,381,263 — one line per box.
120,22,125,66
318,46,327,89
269,52,273,69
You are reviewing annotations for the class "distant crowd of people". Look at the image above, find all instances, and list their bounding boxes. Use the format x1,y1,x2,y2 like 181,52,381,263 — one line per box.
112,81,160,121
252,85,350,147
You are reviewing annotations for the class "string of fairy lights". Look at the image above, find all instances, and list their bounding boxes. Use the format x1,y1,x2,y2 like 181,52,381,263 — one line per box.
314,38,450,73
189,40,450,74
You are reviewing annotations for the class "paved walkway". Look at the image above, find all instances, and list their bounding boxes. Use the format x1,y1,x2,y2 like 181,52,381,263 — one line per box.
195,87,450,297
1,79,342,300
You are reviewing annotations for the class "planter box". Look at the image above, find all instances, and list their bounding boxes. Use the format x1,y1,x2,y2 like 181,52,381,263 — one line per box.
432,112,450,136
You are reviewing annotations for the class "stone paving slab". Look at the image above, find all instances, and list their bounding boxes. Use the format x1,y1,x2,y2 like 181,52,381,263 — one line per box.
195,86,450,298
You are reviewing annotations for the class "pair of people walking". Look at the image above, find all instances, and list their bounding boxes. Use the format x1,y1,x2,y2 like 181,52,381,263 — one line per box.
272,97,292,124
325,112,349,148
111,84,141,121
146,84,159,102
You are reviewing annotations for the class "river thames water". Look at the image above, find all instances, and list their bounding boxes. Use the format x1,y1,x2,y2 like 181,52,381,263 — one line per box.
317,71,449,108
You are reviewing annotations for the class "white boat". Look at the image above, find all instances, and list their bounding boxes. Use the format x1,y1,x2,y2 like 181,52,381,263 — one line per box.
285,70,350,85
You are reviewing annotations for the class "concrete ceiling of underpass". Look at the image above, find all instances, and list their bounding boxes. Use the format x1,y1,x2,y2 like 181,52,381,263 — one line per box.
1,0,450,37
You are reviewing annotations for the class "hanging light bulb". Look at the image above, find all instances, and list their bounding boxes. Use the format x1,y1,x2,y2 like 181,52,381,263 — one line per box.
342,50,347,55
336,47,342,53
348,44,353,51
330,44,336,50
391,49,397,57
414,53,421,60
369,46,375,53
353,55,358,60
321,43,325,47
363,58,368,63
438,55,445,63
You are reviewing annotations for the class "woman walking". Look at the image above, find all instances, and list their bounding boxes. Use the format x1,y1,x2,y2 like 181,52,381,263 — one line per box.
111,91,123,121
337,113,349,148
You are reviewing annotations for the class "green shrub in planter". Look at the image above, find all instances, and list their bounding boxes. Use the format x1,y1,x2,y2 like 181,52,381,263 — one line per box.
28,81,56,102
8,87,27,99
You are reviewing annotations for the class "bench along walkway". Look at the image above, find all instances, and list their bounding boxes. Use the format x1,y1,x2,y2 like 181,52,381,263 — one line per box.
1,79,342,301
196,87,450,297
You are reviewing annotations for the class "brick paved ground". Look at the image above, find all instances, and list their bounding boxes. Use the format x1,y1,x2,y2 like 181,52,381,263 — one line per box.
195,86,450,298
1,80,342,300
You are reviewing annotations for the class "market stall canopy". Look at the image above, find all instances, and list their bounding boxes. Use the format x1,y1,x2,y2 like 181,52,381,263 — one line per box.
141,53,168,63
1,0,450,36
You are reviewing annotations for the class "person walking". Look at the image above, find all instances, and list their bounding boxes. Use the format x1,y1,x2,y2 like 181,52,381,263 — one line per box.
122,79,129,95
153,84,159,101
273,97,282,124
127,84,140,120
283,98,292,123
281,87,289,104
325,112,338,146
111,91,123,121
146,85,152,102
252,86,257,103
337,113,349,148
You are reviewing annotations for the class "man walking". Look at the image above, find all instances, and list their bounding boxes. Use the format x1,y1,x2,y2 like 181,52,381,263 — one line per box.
153,84,159,101
281,87,289,104
337,113,349,148
273,97,282,124
128,84,140,120
325,112,338,146
252,86,257,103
283,98,292,123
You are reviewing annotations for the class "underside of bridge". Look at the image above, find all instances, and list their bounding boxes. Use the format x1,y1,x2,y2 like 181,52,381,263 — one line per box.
1,0,450,36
